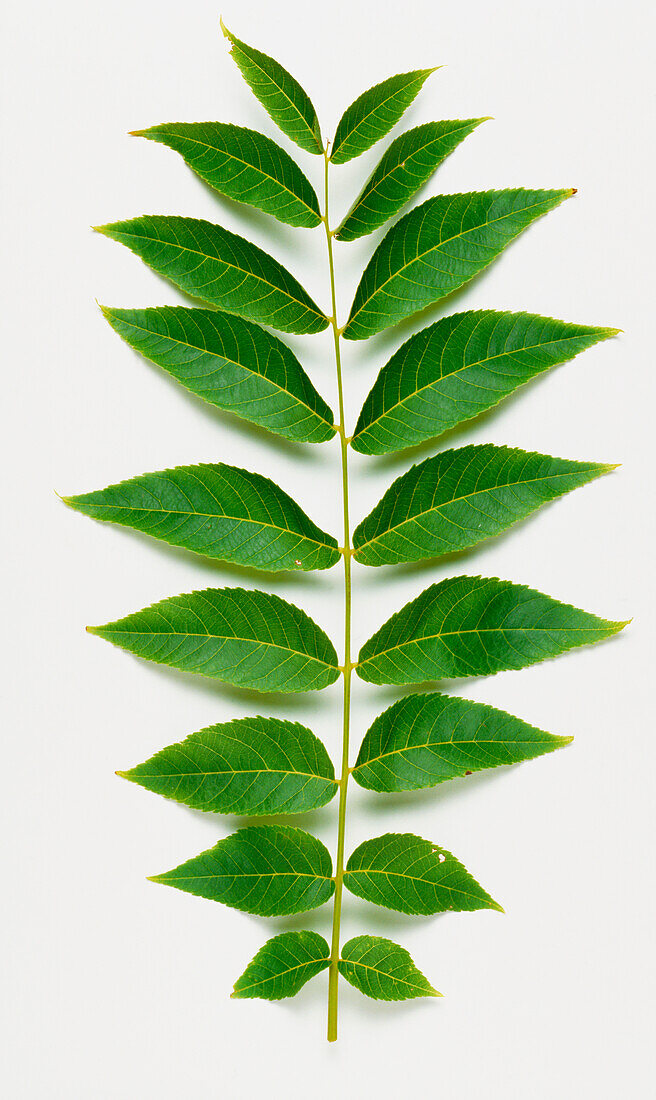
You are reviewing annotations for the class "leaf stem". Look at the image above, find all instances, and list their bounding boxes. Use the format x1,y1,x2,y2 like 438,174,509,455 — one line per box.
323,145,351,1043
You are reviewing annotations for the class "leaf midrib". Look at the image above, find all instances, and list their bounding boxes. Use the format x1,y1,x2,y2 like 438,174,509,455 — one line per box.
351,194,563,320
360,621,612,665
115,225,323,319
355,331,600,437
333,72,429,160
156,128,318,219
230,39,319,149
235,955,330,995
355,735,558,769
81,500,335,552
354,466,596,553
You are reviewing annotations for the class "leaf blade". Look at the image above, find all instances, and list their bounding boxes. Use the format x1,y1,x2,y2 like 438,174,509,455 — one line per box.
343,189,574,340
88,586,340,693
150,825,334,916
335,119,487,241
344,833,501,915
221,21,323,155
119,716,336,815
357,575,627,686
233,931,331,1000
351,310,619,454
339,936,439,1000
353,692,571,793
96,215,328,335
65,462,340,572
100,305,335,444
133,122,321,228
330,69,437,165
352,444,613,566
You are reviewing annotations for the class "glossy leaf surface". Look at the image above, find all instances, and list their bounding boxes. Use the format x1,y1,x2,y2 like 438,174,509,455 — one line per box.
357,574,626,686
66,462,340,572
331,69,437,165
352,444,612,566
150,825,334,915
343,189,573,340
119,716,336,815
344,833,501,915
89,587,340,693
233,931,330,999
339,936,439,1000
101,305,335,444
336,119,486,241
351,310,618,454
221,21,323,154
97,216,328,335
353,692,571,792
133,122,321,227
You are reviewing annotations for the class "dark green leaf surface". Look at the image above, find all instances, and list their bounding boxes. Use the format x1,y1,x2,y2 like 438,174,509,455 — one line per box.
344,833,501,915
339,936,439,1000
351,310,619,454
133,122,321,228
343,189,573,340
119,716,336,815
221,21,322,155
352,444,613,566
149,825,334,916
336,119,486,241
233,931,330,999
353,692,571,792
88,587,340,693
101,305,335,444
96,216,328,335
330,69,437,165
65,462,340,572
357,575,626,686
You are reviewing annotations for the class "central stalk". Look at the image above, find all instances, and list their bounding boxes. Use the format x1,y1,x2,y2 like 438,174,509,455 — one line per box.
322,146,352,1043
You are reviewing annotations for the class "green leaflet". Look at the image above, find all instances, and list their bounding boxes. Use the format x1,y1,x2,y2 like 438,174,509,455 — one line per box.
100,305,335,444
221,21,323,155
96,216,328,336
339,936,439,1000
343,189,573,341
132,122,321,228
65,462,340,572
344,833,502,915
149,825,335,916
351,311,619,454
233,931,331,1000
330,69,437,165
335,119,486,241
352,444,613,567
352,692,571,792
357,574,626,686
119,716,336,815
88,587,339,693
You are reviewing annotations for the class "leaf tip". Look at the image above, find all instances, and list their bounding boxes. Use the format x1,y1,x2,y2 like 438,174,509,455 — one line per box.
128,128,147,138
146,874,164,885
219,15,232,42
569,187,578,196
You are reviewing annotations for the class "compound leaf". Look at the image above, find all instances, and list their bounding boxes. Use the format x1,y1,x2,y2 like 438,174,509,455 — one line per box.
101,305,335,445
119,716,336,815
343,189,573,340
132,122,321,228
221,21,323,155
352,444,613,566
88,587,339,693
339,936,439,1000
344,833,501,915
330,69,437,166
96,216,328,335
233,931,331,1000
352,692,571,792
351,310,619,454
149,825,334,916
65,462,340,572
335,119,486,241
357,574,626,686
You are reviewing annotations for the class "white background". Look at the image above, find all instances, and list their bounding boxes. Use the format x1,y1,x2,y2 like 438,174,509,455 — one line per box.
2,0,654,1095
